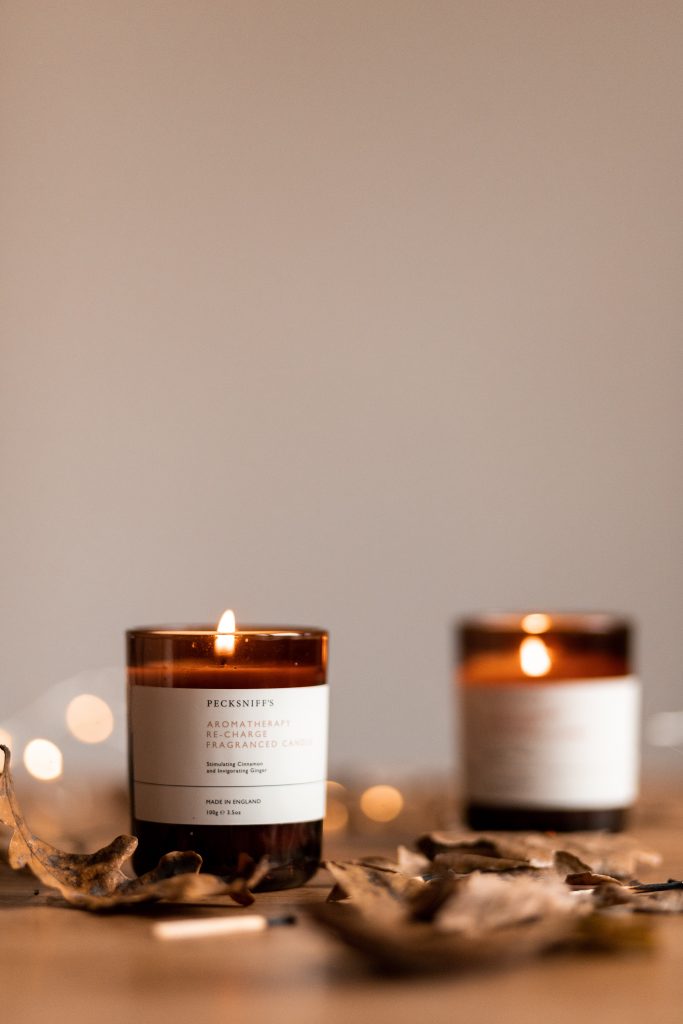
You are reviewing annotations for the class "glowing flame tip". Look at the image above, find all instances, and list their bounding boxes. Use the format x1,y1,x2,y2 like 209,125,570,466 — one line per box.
521,613,552,635
215,609,237,656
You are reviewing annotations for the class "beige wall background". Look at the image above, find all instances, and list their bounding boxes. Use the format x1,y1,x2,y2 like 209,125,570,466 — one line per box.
1,1,682,774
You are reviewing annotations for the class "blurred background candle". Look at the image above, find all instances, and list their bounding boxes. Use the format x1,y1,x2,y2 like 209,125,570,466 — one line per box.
127,613,328,890
457,613,640,831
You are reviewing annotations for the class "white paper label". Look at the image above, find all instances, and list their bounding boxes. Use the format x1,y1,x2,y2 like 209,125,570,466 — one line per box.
130,685,328,825
462,676,640,808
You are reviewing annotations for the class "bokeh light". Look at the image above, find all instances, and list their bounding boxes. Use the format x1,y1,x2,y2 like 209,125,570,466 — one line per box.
23,738,63,781
66,694,114,744
325,799,349,832
324,780,349,832
359,784,404,822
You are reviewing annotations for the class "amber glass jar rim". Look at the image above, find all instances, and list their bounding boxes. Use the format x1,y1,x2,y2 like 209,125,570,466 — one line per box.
458,612,630,634
127,625,327,639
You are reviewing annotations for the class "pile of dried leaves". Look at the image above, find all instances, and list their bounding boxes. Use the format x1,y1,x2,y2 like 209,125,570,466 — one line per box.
0,745,265,910
310,830,683,972
3,737,682,973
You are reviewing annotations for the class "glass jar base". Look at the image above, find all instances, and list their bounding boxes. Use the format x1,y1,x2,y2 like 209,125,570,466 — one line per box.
131,818,322,891
464,803,629,832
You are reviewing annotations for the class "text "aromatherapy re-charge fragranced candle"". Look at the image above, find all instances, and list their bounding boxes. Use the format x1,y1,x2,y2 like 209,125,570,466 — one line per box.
458,613,640,832
127,612,328,890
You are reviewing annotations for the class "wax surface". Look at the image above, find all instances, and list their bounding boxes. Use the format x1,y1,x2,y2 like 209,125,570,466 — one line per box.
129,662,323,688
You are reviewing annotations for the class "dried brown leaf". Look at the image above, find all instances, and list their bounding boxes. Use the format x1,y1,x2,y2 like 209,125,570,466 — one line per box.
565,871,626,889
418,833,543,863
316,853,591,971
433,851,537,874
631,885,683,914
309,902,581,973
315,832,668,972
324,860,419,919
407,873,462,922
0,745,263,911
592,883,640,908
434,871,588,936
396,845,431,876
325,858,406,903
418,830,660,878
553,850,594,876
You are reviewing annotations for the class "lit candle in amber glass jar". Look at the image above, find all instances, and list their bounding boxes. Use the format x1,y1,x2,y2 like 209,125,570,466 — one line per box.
127,612,328,890
457,613,640,831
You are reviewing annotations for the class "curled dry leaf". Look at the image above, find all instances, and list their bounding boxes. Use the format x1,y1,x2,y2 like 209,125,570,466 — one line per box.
0,745,265,911
433,871,588,936
408,873,463,922
325,860,423,916
418,830,661,879
312,857,587,972
552,850,595,876
565,871,626,889
310,868,592,974
396,845,430,876
311,827,669,972
433,851,537,874
633,887,683,913
308,901,579,974
592,880,683,914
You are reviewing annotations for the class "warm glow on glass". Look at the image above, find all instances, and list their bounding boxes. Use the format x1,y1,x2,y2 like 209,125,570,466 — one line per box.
66,694,115,744
324,780,348,832
324,799,349,832
359,784,404,822
521,613,552,635
23,738,63,781
520,636,552,677
215,609,236,656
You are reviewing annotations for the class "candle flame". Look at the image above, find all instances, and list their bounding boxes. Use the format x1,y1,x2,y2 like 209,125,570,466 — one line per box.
520,636,552,677
215,609,236,656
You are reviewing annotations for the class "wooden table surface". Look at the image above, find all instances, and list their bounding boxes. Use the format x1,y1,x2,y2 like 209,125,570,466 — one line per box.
2,788,683,1024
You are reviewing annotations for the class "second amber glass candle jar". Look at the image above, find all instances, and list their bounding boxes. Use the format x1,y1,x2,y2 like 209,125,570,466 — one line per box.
457,613,640,831
127,624,328,890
